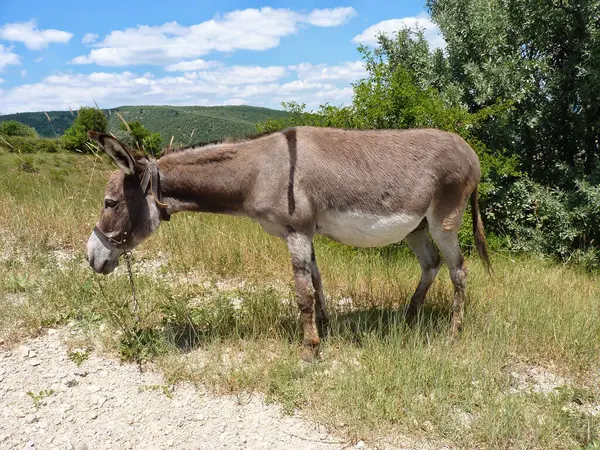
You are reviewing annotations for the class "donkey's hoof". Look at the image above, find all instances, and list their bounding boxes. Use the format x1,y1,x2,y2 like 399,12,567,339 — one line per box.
403,304,420,320
450,319,463,338
317,316,330,338
300,343,320,363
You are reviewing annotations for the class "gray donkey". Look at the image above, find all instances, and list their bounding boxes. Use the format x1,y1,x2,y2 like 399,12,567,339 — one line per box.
86,127,491,361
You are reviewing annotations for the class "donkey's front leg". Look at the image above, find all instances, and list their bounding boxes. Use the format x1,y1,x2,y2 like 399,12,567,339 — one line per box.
286,230,320,362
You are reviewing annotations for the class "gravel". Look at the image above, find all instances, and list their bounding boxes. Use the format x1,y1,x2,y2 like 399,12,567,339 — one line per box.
0,329,358,449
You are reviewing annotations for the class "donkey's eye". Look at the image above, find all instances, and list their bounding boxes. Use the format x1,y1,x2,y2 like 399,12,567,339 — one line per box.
104,199,118,209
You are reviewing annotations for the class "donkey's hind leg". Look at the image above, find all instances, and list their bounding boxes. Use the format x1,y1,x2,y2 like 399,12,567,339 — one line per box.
428,196,470,337
404,223,442,317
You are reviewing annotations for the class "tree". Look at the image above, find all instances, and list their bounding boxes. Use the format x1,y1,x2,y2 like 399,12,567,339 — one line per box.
0,120,37,138
62,107,107,152
119,120,163,156
427,0,600,183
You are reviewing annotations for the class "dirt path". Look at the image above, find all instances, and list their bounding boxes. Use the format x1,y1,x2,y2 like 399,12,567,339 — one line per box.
0,329,357,450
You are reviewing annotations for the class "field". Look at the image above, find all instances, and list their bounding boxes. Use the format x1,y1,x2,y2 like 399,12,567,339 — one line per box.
1,148,599,449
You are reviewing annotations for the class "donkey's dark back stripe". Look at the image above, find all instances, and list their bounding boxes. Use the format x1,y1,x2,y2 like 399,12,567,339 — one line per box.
283,128,297,216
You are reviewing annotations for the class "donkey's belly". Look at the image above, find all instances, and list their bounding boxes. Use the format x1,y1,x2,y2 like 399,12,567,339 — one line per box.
317,211,422,247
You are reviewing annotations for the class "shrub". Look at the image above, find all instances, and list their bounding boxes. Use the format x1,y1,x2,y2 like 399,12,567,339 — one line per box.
0,120,37,138
2,135,61,153
62,107,107,152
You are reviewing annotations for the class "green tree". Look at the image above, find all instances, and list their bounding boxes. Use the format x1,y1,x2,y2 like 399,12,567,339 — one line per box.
62,107,107,152
428,0,600,183
119,120,163,156
0,120,37,138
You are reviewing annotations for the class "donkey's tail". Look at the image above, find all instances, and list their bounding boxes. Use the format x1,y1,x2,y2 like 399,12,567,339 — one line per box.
470,186,492,274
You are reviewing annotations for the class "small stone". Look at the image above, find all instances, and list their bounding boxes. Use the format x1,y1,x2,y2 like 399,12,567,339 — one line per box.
88,412,98,420
355,441,365,449
421,421,434,433
24,414,37,424
97,397,107,407
87,385,101,393
24,440,36,449
19,345,30,358
29,359,42,367
99,370,108,378
29,350,37,358
74,369,87,377
75,443,88,450
166,440,174,447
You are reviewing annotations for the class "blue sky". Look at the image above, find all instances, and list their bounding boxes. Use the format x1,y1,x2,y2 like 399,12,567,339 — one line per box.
0,1,443,114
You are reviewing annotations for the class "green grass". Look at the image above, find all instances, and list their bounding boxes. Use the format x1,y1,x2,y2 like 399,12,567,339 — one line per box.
1,148,599,448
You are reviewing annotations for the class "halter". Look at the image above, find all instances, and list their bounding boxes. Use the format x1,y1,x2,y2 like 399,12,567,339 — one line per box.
93,159,170,251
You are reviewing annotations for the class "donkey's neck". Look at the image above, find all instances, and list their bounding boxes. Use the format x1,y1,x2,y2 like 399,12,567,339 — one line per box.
157,142,255,215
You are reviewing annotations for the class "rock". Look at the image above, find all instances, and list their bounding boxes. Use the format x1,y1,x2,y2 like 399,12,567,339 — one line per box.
19,345,30,358
24,440,36,449
24,413,37,424
75,443,88,450
97,397,107,407
74,369,87,377
166,439,174,447
421,421,434,433
29,359,42,367
355,441,365,449
29,350,37,358
88,412,98,420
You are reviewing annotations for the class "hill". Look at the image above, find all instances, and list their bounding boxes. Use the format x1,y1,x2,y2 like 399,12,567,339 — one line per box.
0,105,288,145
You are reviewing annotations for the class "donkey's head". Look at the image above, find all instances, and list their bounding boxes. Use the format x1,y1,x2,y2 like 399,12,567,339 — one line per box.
86,131,166,274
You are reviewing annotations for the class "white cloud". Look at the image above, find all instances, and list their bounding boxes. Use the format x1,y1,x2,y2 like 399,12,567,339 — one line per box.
0,44,20,71
34,57,43,63
195,65,287,85
20,69,27,78
352,12,445,50
82,33,99,44
0,62,356,113
305,7,357,27
223,98,248,106
71,6,357,67
0,20,72,50
291,61,367,82
164,59,219,72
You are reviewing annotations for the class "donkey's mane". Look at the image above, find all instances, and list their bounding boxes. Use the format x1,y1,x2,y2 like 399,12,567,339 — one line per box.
182,130,279,152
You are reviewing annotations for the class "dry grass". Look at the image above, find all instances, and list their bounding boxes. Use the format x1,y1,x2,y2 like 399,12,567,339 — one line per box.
1,148,600,448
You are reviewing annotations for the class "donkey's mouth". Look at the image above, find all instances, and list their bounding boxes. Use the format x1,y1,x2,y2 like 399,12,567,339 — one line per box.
86,232,121,275
98,258,119,275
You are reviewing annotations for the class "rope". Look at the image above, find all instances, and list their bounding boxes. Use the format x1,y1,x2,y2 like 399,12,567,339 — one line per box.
124,251,141,324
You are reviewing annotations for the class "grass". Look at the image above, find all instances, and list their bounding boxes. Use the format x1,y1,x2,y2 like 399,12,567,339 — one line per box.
1,147,600,448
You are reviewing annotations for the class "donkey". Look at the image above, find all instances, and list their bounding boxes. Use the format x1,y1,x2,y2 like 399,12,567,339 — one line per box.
86,127,491,361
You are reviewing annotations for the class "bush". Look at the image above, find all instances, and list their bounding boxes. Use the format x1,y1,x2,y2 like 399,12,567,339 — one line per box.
0,120,37,138
2,135,61,153
62,107,107,152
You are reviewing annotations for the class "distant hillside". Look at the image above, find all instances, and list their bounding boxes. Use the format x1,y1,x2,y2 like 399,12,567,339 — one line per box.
0,105,288,145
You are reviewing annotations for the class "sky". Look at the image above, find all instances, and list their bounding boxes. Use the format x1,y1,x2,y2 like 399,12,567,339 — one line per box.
0,0,443,114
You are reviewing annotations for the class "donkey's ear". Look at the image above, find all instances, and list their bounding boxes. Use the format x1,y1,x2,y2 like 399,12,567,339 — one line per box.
88,131,139,175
